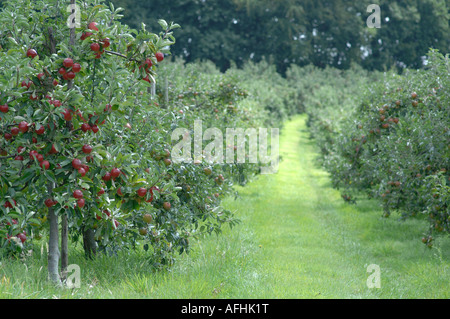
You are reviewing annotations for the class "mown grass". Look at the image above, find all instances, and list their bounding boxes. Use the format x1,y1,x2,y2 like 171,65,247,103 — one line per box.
0,115,448,299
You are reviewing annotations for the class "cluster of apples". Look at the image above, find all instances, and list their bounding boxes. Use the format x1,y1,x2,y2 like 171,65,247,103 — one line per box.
58,57,81,81
81,22,111,59
140,52,165,83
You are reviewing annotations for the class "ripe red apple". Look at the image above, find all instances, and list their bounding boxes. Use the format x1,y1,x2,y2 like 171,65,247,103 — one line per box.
15,155,24,161
40,160,50,170
102,38,110,48
81,123,91,132
72,63,81,73
58,67,66,75
82,144,93,154
117,187,123,196
11,127,19,136
91,125,99,133
73,189,83,199
77,198,85,208
155,52,164,62
78,167,86,177
63,58,74,68
35,125,45,135
137,188,147,197
80,32,93,40
62,109,72,121
72,158,82,170
0,104,8,113
102,172,112,181
45,198,56,208
18,121,29,133
88,22,99,31
90,42,100,52
26,49,37,58
17,233,27,243
111,168,121,179
97,188,105,196
66,71,76,80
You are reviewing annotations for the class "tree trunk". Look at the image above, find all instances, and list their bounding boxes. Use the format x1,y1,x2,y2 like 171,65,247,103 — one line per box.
60,215,69,278
47,183,61,286
82,227,97,259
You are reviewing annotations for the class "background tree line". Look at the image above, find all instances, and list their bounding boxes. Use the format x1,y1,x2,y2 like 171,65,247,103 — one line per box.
102,0,449,73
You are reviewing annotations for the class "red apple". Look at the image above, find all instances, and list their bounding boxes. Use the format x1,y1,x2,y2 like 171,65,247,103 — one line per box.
73,189,83,199
63,58,74,68
40,160,50,170
88,22,99,31
82,144,92,154
137,188,147,197
26,49,37,58
72,158,82,170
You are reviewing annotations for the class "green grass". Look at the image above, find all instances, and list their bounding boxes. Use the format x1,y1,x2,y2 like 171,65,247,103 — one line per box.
0,115,448,299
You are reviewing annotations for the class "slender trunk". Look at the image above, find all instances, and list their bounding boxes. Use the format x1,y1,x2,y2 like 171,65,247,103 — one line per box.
60,0,76,276
60,215,69,278
82,228,97,259
47,183,61,286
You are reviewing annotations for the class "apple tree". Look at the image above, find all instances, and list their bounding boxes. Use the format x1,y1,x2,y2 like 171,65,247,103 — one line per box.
0,0,186,283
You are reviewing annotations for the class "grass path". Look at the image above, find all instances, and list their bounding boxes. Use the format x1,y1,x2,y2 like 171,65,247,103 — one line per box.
1,115,448,299
211,114,449,298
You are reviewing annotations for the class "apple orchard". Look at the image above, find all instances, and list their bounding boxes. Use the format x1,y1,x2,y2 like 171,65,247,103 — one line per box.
0,0,247,285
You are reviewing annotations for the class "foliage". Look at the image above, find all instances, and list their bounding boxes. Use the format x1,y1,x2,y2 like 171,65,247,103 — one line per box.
296,49,450,245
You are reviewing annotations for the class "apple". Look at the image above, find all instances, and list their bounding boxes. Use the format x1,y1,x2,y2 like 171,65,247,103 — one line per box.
82,144,93,154
102,38,110,48
58,67,66,75
73,189,83,199
90,42,100,52
78,167,86,177
26,49,37,58
40,160,50,170
77,198,85,208
0,104,8,113
81,123,91,132
137,188,147,197
45,198,56,208
143,214,153,224
88,21,99,31
91,125,99,133
72,158,82,170
102,172,112,181
155,52,164,62
117,187,123,196
72,63,81,73
63,58,74,68
18,121,29,133
11,127,19,136
139,228,148,236
66,71,76,80
17,233,27,243
163,202,171,211
15,155,24,161
111,168,121,179
97,188,105,196
62,109,72,121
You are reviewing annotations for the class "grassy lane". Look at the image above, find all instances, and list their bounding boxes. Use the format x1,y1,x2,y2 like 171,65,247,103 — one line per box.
0,115,448,298
216,114,450,298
